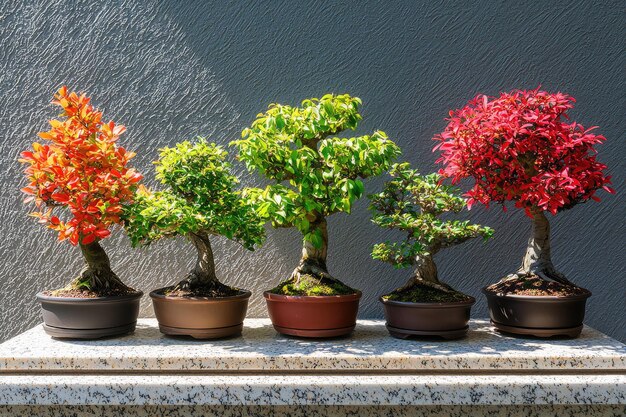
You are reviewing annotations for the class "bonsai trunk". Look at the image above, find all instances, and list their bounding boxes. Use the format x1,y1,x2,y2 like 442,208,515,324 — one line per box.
397,252,454,294
176,230,220,290
503,208,574,286
70,240,132,293
291,217,335,283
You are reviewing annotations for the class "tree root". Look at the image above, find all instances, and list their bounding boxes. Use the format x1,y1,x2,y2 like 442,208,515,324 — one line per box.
291,263,335,283
396,277,456,294
500,269,577,287
71,267,132,294
173,271,219,292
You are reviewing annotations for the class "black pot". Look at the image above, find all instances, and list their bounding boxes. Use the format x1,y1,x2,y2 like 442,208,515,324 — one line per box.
37,291,143,339
380,296,475,340
483,287,591,338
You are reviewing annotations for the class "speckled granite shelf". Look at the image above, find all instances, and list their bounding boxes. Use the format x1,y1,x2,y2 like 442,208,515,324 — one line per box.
1,319,624,372
0,319,624,416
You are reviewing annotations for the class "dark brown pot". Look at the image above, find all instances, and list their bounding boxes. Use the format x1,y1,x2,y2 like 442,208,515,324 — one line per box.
483,287,592,338
264,291,361,338
36,291,143,339
150,289,251,339
380,296,475,340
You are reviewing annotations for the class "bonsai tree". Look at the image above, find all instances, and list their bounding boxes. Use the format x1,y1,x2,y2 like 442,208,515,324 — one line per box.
370,163,493,301
123,139,265,296
231,94,401,295
434,88,613,290
19,86,143,294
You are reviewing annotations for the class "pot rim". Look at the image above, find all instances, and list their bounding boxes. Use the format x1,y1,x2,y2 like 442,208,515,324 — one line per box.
150,288,252,302
36,290,143,303
482,286,592,300
379,295,476,308
263,290,362,302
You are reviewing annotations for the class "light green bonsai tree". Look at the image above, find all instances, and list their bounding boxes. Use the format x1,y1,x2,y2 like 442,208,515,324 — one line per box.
231,94,401,295
369,163,493,302
123,139,265,296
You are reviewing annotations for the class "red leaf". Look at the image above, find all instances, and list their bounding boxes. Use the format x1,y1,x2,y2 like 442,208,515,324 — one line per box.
94,229,111,238
51,193,70,203
81,234,96,245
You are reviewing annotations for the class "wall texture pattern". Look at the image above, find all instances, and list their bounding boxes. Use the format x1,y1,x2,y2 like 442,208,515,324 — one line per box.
0,0,623,342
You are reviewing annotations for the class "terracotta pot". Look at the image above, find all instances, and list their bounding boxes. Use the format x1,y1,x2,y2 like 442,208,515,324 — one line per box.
37,291,143,339
150,289,251,339
380,296,475,340
483,287,592,338
264,291,361,338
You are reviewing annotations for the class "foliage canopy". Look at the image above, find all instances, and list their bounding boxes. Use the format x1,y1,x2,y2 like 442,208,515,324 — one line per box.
19,86,142,246
231,94,401,248
434,88,613,216
123,139,265,251
370,163,493,269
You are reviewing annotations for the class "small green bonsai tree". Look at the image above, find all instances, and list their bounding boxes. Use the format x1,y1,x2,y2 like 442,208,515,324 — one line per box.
369,163,493,302
232,94,401,295
123,139,265,296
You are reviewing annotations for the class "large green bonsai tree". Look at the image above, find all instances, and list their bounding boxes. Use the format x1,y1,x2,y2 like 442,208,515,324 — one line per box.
123,139,265,296
231,94,401,295
369,163,493,302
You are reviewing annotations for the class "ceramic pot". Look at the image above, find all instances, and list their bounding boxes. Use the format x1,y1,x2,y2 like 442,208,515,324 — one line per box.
380,296,475,339
264,291,361,338
150,289,251,339
37,291,143,339
483,287,591,338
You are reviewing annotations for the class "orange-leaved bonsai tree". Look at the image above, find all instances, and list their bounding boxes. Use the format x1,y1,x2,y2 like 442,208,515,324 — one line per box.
19,86,143,339
434,88,613,337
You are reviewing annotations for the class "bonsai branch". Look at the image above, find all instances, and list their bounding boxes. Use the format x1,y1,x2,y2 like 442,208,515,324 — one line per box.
72,240,131,293
175,230,219,291
502,209,575,286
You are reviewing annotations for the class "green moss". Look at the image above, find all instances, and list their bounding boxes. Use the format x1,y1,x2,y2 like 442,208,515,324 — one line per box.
383,283,471,303
269,274,358,296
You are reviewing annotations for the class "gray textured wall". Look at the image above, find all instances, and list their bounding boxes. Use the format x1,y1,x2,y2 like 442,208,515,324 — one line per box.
1,1,624,342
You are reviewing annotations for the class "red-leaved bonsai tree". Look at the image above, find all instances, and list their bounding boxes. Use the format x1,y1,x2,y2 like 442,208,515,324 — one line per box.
19,86,143,295
434,88,613,292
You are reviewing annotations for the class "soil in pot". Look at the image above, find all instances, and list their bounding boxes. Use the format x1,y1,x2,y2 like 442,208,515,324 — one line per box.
43,286,139,298
485,275,589,297
150,283,251,339
484,276,591,338
381,283,475,340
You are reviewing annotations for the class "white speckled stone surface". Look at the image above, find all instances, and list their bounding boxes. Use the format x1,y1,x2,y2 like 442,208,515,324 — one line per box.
1,319,624,372
0,374,624,406
0,319,624,415
1,405,624,417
